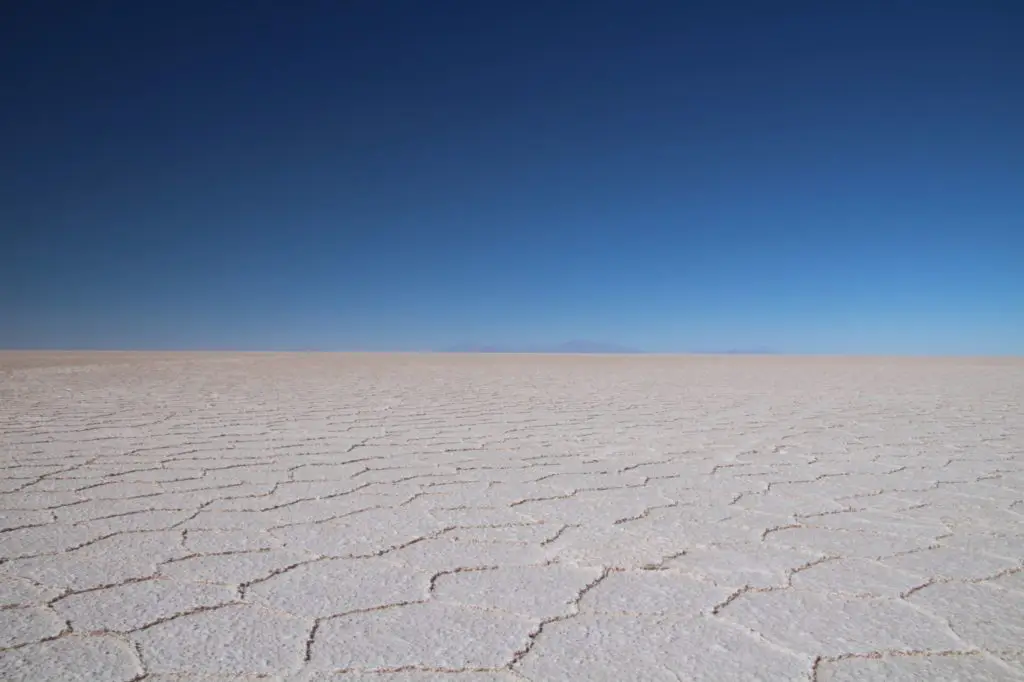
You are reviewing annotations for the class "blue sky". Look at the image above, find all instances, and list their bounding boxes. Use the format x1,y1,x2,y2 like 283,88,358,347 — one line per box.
2,2,1022,354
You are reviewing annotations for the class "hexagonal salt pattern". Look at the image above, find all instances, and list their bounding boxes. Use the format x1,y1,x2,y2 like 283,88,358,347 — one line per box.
1,352,1022,680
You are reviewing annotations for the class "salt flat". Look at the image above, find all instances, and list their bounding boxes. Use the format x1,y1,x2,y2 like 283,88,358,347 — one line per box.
1,352,1022,681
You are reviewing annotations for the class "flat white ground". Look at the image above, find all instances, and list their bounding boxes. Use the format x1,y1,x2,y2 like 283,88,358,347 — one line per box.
1,352,1022,681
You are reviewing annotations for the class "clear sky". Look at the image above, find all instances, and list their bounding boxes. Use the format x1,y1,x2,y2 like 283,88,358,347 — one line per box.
2,2,1022,354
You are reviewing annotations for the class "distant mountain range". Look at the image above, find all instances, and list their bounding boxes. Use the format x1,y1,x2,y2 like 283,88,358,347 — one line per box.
439,340,645,354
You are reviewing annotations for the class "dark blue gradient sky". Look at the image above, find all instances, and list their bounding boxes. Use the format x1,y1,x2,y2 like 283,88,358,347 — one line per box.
2,2,1022,353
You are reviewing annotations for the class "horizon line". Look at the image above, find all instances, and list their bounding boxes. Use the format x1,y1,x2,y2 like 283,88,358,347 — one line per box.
2,348,1022,359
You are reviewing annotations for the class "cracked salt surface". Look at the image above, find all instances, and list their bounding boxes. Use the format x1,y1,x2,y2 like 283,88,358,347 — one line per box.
1,352,1023,680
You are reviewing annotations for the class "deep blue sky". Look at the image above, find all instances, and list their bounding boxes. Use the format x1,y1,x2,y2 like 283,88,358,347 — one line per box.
2,1,1022,354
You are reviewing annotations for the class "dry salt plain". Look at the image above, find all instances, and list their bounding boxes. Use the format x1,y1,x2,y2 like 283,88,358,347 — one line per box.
1,352,1023,682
